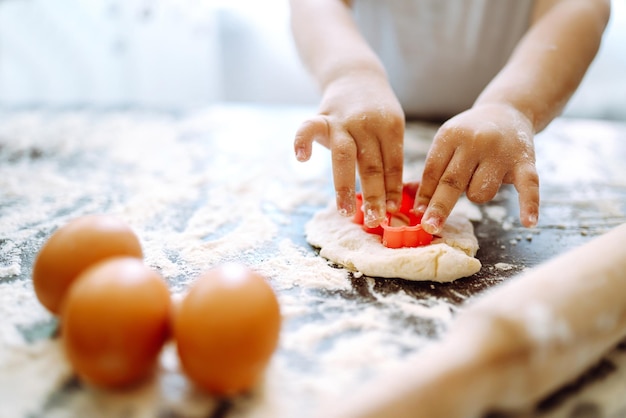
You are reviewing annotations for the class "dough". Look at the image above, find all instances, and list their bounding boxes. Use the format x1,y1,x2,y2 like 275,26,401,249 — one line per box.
305,204,481,282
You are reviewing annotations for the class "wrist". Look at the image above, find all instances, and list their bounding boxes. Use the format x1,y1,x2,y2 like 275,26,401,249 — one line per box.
320,61,389,91
471,101,536,133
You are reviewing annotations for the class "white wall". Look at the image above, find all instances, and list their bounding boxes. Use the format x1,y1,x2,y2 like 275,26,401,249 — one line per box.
0,0,222,109
0,0,623,119
212,1,319,104
563,0,626,120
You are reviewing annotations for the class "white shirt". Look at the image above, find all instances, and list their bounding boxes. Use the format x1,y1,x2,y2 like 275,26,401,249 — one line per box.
353,0,535,120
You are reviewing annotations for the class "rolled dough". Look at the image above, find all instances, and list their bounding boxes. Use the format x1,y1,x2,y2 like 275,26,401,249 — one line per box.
305,204,481,282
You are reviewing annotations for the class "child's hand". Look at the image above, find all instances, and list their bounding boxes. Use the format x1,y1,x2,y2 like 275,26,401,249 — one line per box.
294,72,405,228
415,103,540,234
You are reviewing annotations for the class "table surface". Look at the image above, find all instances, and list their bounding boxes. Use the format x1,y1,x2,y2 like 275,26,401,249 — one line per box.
1,105,625,418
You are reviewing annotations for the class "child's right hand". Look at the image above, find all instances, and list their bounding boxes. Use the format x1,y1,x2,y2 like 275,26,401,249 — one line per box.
293,71,406,228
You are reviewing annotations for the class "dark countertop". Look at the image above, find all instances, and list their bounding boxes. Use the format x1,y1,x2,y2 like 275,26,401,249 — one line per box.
1,105,625,418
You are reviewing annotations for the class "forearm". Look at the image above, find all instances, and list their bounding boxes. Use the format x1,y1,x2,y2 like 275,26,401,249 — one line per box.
288,0,388,90
475,0,611,132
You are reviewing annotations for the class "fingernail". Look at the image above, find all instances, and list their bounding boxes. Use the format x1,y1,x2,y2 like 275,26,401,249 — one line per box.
386,200,398,213
422,216,441,234
415,204,427,215
295,148,307,162
364,204,384,228
336,191,356,216
526,213,538,228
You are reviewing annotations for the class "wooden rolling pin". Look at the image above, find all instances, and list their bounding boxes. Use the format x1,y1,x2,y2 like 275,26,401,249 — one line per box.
322,223,626,418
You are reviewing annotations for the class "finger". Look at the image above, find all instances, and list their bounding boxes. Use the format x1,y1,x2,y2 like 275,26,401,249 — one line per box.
294,116,330,162
414,139,455,215
466,163,505,204
355,133,387,228
513,162,540,228
421,156,476,234
381,135,404,213
330,131,358,217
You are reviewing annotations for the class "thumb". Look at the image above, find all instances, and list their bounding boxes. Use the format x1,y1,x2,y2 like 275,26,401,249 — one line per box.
294,116,330,161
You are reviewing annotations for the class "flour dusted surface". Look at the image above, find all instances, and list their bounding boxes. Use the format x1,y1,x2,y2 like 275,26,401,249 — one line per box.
2,108,625,418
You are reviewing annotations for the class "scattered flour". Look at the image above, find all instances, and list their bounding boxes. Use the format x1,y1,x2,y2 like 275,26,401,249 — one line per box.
0,109,460,418
494,262,516,271
2,109,623,418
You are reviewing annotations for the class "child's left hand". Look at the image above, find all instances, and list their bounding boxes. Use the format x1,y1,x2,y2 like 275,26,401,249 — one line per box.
414,103,540,234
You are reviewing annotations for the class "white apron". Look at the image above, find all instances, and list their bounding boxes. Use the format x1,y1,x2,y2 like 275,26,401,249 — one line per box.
353,0,535,120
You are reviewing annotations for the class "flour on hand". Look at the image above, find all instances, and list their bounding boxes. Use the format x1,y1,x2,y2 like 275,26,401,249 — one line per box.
305,204,481,282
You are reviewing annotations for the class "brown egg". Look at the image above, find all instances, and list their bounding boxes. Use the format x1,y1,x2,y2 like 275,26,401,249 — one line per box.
32,215,143,315
173,263,281,396
61,257,171,389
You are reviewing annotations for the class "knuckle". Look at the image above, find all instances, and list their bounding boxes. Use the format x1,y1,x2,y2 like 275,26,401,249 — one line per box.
437,123,455,138
519,165,540,183
332,141,356,163
359,162,384,178
439,174,465,192
415,190,433,205
421,166,440,184
347,108,404,133
436,123,464,142
343,115,363,131
384,164,403,179
335,185,355,195
384,112,405,134
466,188,494,204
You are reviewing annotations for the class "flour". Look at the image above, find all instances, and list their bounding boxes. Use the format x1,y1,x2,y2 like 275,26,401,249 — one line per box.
5,109,622,417
257,239,352,292
0,109,467,418
0,240,21,278
0,340,72,418
0,280,50,346
494,262,516,271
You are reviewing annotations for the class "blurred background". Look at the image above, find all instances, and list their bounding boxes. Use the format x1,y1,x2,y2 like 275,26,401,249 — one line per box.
0,0,624,120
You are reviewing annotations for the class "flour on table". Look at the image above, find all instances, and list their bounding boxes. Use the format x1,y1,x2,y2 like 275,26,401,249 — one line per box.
305,203,481,282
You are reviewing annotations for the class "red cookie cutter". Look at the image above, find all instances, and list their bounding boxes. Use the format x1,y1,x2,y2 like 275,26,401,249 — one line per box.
353,185,433,249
